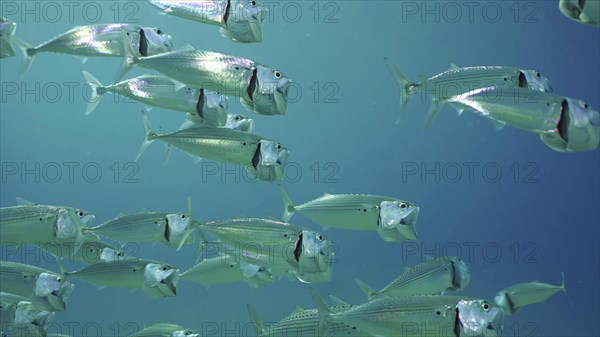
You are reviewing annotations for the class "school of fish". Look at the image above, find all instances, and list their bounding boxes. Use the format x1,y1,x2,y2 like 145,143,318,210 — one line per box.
0,0,592,336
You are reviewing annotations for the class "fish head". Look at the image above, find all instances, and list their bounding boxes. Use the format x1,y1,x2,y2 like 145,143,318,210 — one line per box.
140,26,174,55
172,330,201,337
542,98,600,152
241,263,275,288
249,140,289,181
245,65,292,115
221,0,267,43
457,300,504,337
165,213,195,248
493,290,517,315
33,273,74,312
198,89,229,127
519,70,553,92
14,301,54,332
225,114,255,132
0,18,16,38
99,247,130,262
295,230,335,277
143,263,179,298
377,200,419,241
55,208,94,241
451,257,471,290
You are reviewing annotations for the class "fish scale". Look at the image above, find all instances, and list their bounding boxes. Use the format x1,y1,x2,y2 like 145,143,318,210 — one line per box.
87,212,172,243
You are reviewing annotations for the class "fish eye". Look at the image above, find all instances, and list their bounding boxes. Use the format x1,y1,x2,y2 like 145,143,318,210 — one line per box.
117,252,124,257
536,72,541,77
277,144,282,150
317,234,324,241
162,266,168,271
181,214,186,219
583,102,589,109
274,71,282,78
251,1,257,6
399,203,408,209
57,277,62,282
482,302,491,311
156,28,162,34
78,211,84,217
235,115,241,120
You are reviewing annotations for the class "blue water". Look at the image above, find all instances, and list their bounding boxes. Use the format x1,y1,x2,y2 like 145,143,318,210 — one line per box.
1,1,598,336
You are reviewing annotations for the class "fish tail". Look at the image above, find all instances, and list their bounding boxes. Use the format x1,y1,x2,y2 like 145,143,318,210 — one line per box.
355,278,377,301
423,99,442,129
136,109,157,161
247,304,265,333
384,57,415,124
278,186,295,221
81,70,105,115
115,31,137,82
159,126,172,162
12,36,35,78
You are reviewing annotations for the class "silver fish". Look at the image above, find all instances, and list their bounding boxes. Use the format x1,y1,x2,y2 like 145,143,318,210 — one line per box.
180,253,274,288
0,261,74,312
197,219,334,281
384,59,553,125
0,292,55,337
447,86,600,152
145,0,267,43
560,0,600,27
36,239,134,264
66,259,179,298
280,188,419,242
82,70,229,125
15,24,173,76
356,256,471,301
494,273,566,315
0,17,17,58
248,300,367,337
85,199,195,250
138,110,289,181
0,198,94,252
131,323,200,337
311,290,503,337
118,38,291,115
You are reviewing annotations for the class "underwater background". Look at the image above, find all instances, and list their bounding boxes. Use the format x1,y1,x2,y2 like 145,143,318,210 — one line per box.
1,1,598,336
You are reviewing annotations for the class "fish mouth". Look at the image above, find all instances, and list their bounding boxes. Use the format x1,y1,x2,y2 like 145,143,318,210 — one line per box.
558,99,570,142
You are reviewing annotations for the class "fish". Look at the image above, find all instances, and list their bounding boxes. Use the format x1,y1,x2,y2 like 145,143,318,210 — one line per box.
66,259,179,298
180,253,275,288
81,70,229,127
0,292,55,337
384,59,554,125
356,256,471,301
279,188,420,242
0,198,95,253
445,86,600,152
145,0,267,43
130,323,200,337
560,0,600,27
196,219,334,282
247,300,368,337
118,36,291,115
0,17,17,58
14,24,173,76
0,261,74,312
36,239,134,264
85,198,195,250
494,273,567,315
311,290,504,337
137,110,289,181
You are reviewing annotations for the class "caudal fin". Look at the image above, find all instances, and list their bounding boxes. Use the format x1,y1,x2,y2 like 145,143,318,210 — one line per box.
115,31,137,82
384,57,414,124
355,278,378,301
12,36,35,78
81,70,105,115
136,109,157,161
278,186,295,221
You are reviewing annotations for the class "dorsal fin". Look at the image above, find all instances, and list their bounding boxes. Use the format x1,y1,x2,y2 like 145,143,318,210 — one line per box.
16,197,36,206
449,63,460,70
